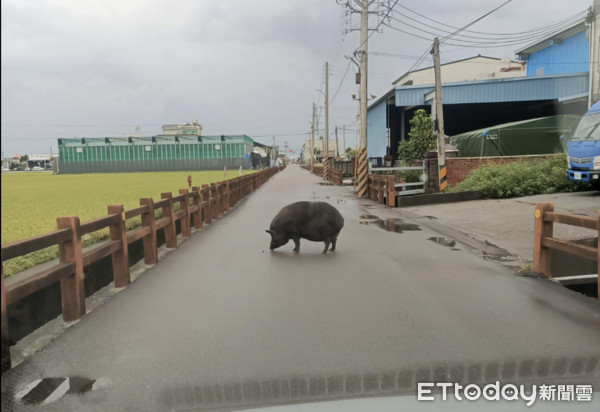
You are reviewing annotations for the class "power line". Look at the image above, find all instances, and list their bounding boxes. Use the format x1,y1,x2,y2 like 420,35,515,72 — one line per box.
329,60,351,105
403,0,517,75
385,9,586,45
352,0,399,55
397,3,586,37
326,8,349,73
367,51,422,59
440,0,514,43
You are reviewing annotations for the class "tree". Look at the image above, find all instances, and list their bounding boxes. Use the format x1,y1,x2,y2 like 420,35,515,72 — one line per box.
397,109,436,162
19,154,29,163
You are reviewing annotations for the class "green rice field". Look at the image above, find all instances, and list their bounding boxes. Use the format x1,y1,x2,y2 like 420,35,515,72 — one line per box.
1,170,254,276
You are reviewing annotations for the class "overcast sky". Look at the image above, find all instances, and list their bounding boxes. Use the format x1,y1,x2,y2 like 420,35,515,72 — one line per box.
0,0,593,156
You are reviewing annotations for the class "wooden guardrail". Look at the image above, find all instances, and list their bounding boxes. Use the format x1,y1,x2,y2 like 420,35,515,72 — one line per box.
533,202,599,299
309,165,342,185
328,169,343,185
0,166,284,373
367,174,395,207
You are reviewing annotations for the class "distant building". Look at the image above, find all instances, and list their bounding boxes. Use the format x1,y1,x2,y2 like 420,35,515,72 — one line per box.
26,154,53,169
160,118,202,136
4,153,54,170
301,139,341,162
392,55,524,87
123,124,143,138
57,135,257,173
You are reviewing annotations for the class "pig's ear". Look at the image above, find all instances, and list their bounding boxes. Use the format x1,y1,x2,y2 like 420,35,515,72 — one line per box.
266,230,274,235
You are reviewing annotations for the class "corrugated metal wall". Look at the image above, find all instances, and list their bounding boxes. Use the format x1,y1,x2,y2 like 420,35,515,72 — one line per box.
525,31,589,76
366,100,387,158
394,73,589,106
58,136,255,173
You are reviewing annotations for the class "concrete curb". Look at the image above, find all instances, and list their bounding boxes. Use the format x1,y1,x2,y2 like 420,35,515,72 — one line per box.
396,191,485,207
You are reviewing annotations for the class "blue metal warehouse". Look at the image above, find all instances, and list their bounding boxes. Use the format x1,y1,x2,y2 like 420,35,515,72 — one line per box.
367,18,592,160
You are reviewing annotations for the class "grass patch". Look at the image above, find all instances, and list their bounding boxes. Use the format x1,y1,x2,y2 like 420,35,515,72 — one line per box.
446,155,591,198
1,170,256,276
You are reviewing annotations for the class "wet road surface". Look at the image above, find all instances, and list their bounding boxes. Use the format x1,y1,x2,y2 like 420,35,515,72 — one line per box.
2,165,600,411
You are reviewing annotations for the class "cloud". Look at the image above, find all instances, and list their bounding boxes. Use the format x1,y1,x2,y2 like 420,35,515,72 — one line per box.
0,0,593,154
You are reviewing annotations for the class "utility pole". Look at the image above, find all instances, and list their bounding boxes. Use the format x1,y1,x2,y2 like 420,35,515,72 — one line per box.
589,1,600,107
432,37,447,191
335,125,339,158
324,61,330,179
356,0,369,197
343,125,346,159
311,103,316,171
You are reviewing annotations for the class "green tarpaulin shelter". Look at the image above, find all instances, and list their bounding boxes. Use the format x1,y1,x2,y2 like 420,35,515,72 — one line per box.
449,115,582,157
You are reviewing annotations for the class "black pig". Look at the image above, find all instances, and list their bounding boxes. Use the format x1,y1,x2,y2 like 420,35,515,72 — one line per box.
266,201,344,254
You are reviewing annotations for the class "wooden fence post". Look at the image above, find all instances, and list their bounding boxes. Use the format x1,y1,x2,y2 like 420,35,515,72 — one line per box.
1,262,9,374
216,182,224,217
210,183,219,220
191,187,203,230
57,216,85,322
139,198,158,265
386,176,395,207
231,178,237,206
107,205,130,288
178,189,191,238
201,185,212,225
161,192,178,248
224,180,230,212
533,203,554,276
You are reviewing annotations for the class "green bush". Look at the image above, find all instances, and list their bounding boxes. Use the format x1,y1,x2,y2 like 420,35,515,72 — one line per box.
446,155,591,198
397,109,436,163
405,171,422,183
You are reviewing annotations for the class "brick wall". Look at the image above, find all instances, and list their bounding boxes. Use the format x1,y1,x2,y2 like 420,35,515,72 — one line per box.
446,154,556,186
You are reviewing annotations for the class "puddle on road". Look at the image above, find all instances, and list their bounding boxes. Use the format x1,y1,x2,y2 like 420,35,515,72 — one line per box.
428,237,457,248
360,217,421,233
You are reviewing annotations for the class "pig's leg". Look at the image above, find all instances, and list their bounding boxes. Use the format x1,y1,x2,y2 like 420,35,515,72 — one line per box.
330,237,337,252
292,236,301,253
322,240,330,254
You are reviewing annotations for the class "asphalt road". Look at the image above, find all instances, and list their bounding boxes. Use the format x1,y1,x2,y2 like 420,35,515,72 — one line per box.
2,165,600,411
